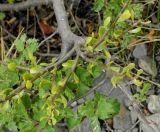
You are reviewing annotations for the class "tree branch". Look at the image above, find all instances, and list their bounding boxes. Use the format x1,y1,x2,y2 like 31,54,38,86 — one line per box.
52,0,85,57
0,0,53,11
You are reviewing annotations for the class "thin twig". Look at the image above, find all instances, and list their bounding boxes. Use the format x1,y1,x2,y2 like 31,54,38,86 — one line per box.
0,61,30,71
113,61,160,88
36,52,59,57
5,28,24,58
51,54,80,104
134,73,160,88
127,20,160,30
68,7,84,35
43,46,76,72
0,27,5,60
93,0,131,49
128,39,160,48
38,30,58,48
126,120,140,132
68,75,106,106
2,28,16,40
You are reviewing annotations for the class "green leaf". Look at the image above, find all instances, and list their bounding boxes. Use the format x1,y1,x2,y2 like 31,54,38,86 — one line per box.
95,41,106,52
76,67,93,87
103,49,111,59
85,36,97,46
66,116,81,129
51,85,60,94
85,37,93,45
140,83,151,95
87,63,94,75
60,95,67,108
1,101,11,112
77,82,90,96
18,120,34,131
110,66,121,73
73,72,79,84
50,67,58,74
7,62,17,71
39,119,47,129
28,52,37,65
98,26,105,36
15,34,26,52
136,69,143,77
28,54,36,65
93,0,104,12
26,38,38,53
78,101,95,117
86,46,93,52
64,88,75,100
43,125,56,132
21,38,38,61
89,116,101,132
103,16,111,27
92,65,102,78
141,20,151,24
32,99,46,121
30,67,41,74
64,108,75,118
0,12,5,20
132,78,143,87
21,93,31,108
0,91,6,101
118,9,131,22
111,76,123,87
121,32,132,48
7,0,15,4
129,27,141,33
22,72,33,81
135,82,152,102
95,94,120,119
62,60,74,69
122,63,135,78
14,100,28,118
0,65,19,88
25,80,33,89
39,79,52,89
6,122,17,131
129,4,144,19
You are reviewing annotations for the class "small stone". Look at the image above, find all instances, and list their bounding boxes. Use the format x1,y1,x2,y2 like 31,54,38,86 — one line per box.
138,57,157,77
113,112,133,131
140,113,160,132
77,98,85,104
148,95,160,114
70,101,77,108
133,44,147,59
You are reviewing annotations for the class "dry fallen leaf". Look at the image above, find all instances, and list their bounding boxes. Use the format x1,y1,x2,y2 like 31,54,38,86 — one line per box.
39,20,55,35
6,17,17,26
147,29,155,41
86,22,94,35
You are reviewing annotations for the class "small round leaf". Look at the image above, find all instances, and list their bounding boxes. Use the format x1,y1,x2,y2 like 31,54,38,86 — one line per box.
26,80,33,89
